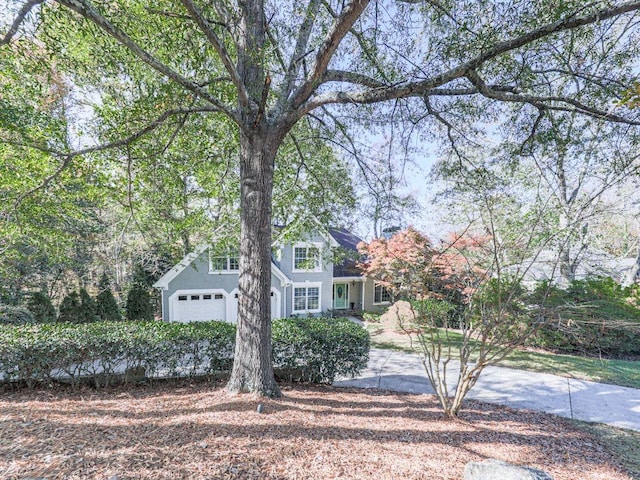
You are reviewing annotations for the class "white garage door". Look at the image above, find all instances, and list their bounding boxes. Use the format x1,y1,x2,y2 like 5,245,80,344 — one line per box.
229,289,280,323
172,292,226,322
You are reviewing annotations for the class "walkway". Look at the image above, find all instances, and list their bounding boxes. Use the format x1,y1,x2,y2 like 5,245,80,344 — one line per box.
334,348,640,432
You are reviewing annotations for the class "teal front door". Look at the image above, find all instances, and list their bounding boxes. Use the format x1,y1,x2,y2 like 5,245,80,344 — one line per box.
333,283,348,309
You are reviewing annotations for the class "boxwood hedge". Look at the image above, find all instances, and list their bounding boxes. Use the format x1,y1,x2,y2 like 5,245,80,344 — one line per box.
0,317,369,389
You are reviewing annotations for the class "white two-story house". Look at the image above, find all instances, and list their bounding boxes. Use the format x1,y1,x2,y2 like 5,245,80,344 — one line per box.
153,228,391,323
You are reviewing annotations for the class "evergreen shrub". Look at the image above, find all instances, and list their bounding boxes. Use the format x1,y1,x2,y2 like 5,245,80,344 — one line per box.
79,288,98,324
58,291,82,323
26,291,57,323
0,304,36,325
272,317,370,383
96,273,122,321
0,317,369,388
126,285,154,321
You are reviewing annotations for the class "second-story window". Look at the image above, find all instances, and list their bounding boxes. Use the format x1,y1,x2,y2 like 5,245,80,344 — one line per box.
293,243,321,272
209,248,240,273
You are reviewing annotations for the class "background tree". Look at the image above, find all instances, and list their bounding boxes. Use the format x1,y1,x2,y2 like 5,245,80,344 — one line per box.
26,290,57,323
125,266,154,321
96,272,121,321
57,290,81,323
3,0,640,396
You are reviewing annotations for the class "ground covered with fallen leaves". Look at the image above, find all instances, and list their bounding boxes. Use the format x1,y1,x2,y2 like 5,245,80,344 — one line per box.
0,380,633,480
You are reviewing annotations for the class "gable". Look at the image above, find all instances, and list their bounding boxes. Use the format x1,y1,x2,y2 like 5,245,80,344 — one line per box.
153,245,292,290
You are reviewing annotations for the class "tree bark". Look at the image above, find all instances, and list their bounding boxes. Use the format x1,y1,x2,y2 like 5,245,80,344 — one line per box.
226,128,281,397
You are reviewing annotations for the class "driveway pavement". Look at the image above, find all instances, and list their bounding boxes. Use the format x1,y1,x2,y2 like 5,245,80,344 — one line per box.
334,348,640,432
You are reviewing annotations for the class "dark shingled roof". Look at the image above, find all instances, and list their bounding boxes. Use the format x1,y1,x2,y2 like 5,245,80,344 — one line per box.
329,228,365,278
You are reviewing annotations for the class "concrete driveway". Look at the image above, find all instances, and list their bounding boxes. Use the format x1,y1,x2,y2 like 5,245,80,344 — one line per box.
334,348,640,432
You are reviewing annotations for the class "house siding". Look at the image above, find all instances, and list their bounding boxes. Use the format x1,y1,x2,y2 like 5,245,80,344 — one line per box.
159,249,286,321
362,277,390,313
279,232,334,315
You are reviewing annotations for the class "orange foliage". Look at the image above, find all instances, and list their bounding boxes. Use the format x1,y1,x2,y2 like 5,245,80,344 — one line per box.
358,228,492,303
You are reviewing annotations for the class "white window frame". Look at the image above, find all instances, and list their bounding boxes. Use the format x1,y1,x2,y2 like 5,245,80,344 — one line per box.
373,282,392,305
291,242,323,273
292,282,322,313
208,248,240,274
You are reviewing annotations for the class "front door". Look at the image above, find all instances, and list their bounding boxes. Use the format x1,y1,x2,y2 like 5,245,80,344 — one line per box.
333,283,348,309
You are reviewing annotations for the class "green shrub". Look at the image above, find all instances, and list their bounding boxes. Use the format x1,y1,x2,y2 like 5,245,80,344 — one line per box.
272,317,370,383
0,317,369,389
0,304,36,325
96,273,122,322
527,277,640,358
26,291,57,323
79,288,99,324
58,291,82,323
126,285,154,321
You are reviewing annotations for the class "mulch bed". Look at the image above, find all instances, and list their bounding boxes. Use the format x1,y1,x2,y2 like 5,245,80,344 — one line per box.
0,380,632,479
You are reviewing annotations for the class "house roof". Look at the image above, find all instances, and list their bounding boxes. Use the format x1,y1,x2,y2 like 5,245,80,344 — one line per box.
329,228,365,278
328,228,363,252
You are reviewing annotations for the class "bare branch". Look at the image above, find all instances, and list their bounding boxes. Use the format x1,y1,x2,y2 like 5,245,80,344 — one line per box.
56,0,240,123
276,0,322,112
321,1,393,84
321,69,386,88
297,1,640,116
466,69,640,125
289,0,371,110
180,0,249,108
1,0,44,45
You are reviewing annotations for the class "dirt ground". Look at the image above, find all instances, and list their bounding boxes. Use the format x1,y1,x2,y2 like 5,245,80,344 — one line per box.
0,380,633,480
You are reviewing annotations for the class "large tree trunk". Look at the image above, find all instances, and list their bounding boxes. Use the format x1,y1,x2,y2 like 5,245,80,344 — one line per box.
226,129,281,397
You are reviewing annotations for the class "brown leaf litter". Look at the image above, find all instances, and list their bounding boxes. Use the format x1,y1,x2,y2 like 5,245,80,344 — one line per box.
0,380,633,479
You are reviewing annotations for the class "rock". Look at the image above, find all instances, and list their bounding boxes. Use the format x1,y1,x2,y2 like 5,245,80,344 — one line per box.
464,459,553,480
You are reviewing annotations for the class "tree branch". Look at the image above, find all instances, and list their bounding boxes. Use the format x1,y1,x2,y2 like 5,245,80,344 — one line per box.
7,106,217,206
276,0,322,112
0,0,44,45
180,0,249,108
321,69,386,88
297,1,640,115
289,0,371,110
466,69,640,125
56,0,240,123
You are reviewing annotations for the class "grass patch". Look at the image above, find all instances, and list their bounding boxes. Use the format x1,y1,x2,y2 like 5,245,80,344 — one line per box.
572,421,640,479
499,349,640,389
367,324,640,389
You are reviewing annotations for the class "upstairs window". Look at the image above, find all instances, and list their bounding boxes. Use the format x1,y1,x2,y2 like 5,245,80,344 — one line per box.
293,243,321,272
373,283,392,304
209,248,240,273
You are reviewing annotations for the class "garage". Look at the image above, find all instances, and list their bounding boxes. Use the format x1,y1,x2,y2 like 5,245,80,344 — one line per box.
228,288,281,322
171,290,227,322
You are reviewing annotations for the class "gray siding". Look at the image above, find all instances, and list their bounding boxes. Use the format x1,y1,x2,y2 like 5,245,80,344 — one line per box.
159,249,286,321
362,277,390,313
279,232,334,315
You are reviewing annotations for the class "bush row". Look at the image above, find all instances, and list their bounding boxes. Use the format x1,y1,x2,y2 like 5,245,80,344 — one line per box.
526,278,640,358
0,317,369,388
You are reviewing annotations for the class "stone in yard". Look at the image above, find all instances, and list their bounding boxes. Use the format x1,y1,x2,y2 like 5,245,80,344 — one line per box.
464,459,553,480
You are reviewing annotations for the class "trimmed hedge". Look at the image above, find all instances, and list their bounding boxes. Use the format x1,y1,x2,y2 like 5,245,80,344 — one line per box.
0,317,369,389
272,317,370,383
